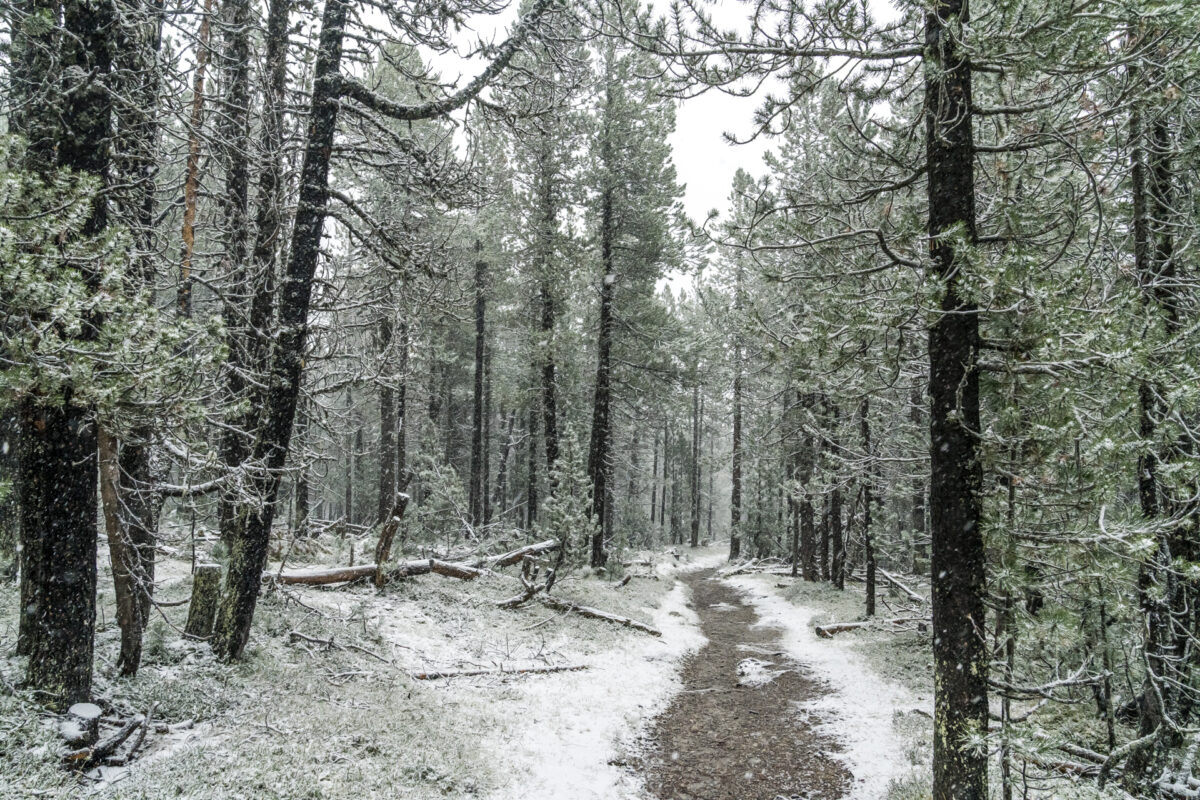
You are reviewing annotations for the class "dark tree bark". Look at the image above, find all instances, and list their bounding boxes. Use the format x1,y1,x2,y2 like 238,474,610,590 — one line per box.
104,0,168,677
494,409,516,519
17,0,114,707
730,365,743,561
540,280,560,476
925,1,987,796
11,0,61,661
215,0,255,548
587,183,616,567
210,0,353,660
378,317,396,525
483,346,492,523
1124,54,1186,789
860,397,875,618
662,422,672,534
650,429,660,540
909,384,927,571
98,429,142,675
470,242,487,525
526,391,540,528
20,396,98,707
396,321,409,483
689,383,701,548
292,399,310,537
344,389,356,527
829,399,845,590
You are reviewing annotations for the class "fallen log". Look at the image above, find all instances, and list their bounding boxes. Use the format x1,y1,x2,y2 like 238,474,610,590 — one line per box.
539,595,661,636
274,563,381,584
412,663,587,680
877,568,927,604
1026,753,1103,778
429,559,483,580
489,539,560,568
815,617,929,638
272,557,488,586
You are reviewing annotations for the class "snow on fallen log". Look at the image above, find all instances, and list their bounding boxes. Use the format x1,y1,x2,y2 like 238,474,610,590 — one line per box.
489,539,560,568
876,568,927,604
411,663,587,680
539,595,662,636
271,557,483,586
814,617,929,638
429,559,484,580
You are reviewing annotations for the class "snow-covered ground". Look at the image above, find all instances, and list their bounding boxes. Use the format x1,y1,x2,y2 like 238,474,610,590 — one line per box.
482,545,727,800
728,574,924,800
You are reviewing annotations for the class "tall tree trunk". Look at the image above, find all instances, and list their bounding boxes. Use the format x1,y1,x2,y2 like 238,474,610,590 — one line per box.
11,0,60,659
706,432,714,542
177,0,214,318
494,409,516,519
216,0,255,547
483,346,492,523
396,321,408,484
293,399,310,537
909,384,927,571
925,0,986,796
730,367,743,561
378,318,396,525
99,429,143,675
1125,52,1185,788
17,0,114,704
650,429,660,540
689,383,701,548
587,184,616,567
211,0,351,660
830,400,845,590
109,0,168,674
470,243,487,526
540,281,559,477
526,389,540,528
860,397,875,617
662,422,672,534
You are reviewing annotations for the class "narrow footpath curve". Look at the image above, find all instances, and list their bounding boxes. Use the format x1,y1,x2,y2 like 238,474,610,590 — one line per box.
640,569,851,800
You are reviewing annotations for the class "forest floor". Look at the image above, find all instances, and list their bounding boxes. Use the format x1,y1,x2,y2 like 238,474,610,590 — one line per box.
0,538,930,800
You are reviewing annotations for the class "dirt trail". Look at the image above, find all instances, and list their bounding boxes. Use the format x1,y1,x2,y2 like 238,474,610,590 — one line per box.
640,569,851,800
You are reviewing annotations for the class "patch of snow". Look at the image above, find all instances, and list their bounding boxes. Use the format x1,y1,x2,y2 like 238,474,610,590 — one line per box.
727,575,919,800
735,657,787,687
482,545,728,800
707,601,738,612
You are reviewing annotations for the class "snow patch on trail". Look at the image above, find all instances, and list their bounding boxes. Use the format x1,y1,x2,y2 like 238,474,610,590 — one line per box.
483,546,727,800
735,657,788,687
727,574,919,800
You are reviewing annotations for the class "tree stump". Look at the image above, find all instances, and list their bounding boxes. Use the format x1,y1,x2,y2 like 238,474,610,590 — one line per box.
184,563,221,638
61,702,102,746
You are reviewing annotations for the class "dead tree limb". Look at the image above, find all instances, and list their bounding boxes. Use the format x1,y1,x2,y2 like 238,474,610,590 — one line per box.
539,596,662,636
429,559,483,580
815,617,929,638
411,663,587,680
877,568,927,604
63,714,144,769
489,539,559,568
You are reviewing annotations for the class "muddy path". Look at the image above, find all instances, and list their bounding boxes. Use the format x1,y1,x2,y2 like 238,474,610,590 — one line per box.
640,569,851,800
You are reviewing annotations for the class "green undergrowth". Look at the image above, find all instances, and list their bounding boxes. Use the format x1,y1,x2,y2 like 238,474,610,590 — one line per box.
774,577,1137,800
